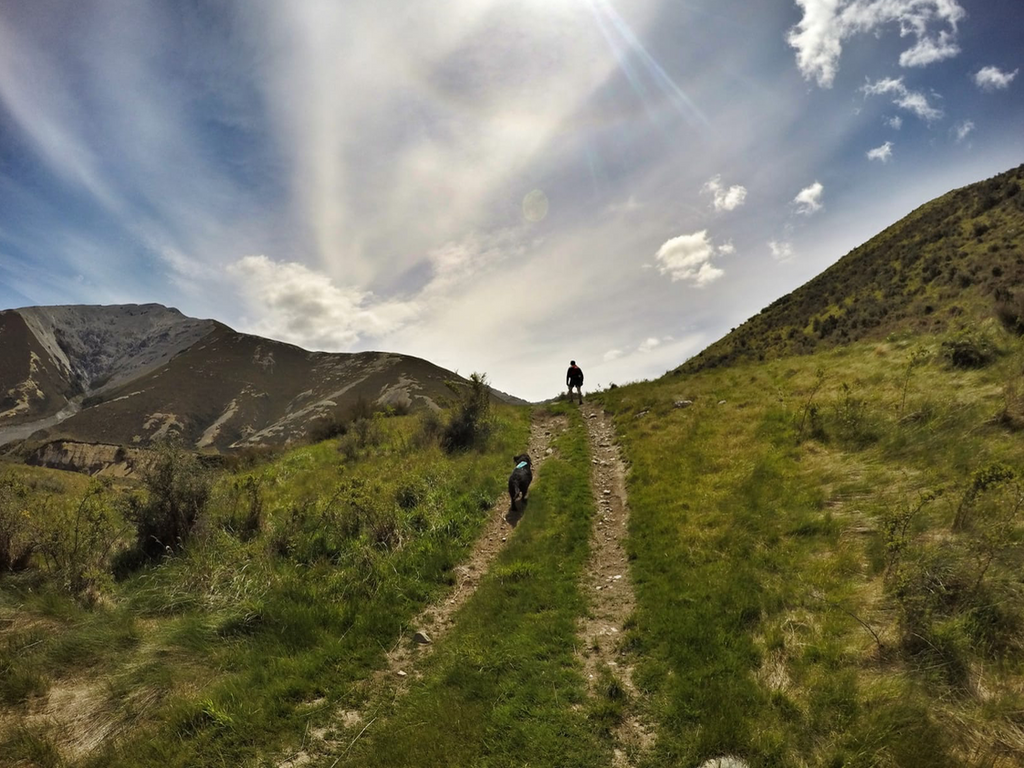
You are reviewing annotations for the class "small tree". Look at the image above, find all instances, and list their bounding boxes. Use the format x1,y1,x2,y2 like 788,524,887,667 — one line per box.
131,445,211,557
440,373,492,452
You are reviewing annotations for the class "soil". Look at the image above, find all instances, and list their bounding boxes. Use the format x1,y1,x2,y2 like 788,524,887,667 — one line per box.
579,403,654,767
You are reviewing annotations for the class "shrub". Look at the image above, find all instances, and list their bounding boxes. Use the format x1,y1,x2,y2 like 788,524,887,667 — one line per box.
995,295,1024,336
440,373,492,452
130,445,211,558
831,381,877,447
940,327,995,369
952,462,1016,531
0,475,34,574
414,408,444,448
308,416,349,443
997,374,1024,431
337,413,384,460
33,480,127,596
226,475,264,541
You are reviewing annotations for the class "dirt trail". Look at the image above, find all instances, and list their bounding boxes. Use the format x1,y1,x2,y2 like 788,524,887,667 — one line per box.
375,411,566,689
278,412,566,767
580,404,653,767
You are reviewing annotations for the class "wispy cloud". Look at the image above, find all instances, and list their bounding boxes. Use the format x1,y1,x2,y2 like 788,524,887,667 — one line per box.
886,115,903,129
638,337,662,353
769,240,795,262
654,230,729,287
974,66,1019,91
899,30,960,68
603,348,624,362
861,77,943,121
702,175,748,212
866,141,894,162
788,0,965,87
953,120,974,143
793,182,824,215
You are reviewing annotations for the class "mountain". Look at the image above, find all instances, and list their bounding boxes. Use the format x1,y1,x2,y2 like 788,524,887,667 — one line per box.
679,163,1024,373
0,304,493,453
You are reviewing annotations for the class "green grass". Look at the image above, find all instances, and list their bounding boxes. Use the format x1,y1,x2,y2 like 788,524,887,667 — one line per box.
5,324,1024,767
0,407,530,767
331,404,609,768
596,326,1024,766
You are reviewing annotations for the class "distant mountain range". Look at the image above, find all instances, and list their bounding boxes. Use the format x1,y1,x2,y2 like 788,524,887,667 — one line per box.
0,304,516,456
680,163,1024,373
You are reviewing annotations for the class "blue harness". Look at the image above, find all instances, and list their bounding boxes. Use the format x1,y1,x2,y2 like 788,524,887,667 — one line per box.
516,461,529,469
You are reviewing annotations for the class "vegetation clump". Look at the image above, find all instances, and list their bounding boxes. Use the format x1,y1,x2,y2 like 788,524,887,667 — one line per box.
129,444,212,558
941,326,996,369
440,372,493,452
0,475,34,573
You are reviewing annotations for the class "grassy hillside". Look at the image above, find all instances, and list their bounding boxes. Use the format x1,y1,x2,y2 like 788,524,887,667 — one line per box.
1,396,530,766
596,321,1024,766
5,168,1024,767
682,164,1024,373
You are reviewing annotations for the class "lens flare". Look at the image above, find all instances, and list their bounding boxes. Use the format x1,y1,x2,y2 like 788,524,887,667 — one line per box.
522,189,549,222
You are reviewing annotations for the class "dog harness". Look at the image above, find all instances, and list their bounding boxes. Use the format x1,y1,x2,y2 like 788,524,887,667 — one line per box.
516,461,529,469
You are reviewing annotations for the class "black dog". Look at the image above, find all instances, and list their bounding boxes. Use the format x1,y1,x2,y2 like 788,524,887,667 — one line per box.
508,454,533,512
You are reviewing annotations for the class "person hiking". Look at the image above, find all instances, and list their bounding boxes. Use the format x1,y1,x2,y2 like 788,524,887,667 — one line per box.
566,360,584,404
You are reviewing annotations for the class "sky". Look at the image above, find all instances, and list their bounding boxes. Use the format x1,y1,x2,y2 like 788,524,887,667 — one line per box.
1,0,1022,401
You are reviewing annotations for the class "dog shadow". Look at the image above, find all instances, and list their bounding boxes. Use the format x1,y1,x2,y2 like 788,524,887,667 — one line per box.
505,498,527,528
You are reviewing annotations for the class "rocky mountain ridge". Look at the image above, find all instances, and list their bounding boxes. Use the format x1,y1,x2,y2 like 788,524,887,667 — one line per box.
0,304,493,455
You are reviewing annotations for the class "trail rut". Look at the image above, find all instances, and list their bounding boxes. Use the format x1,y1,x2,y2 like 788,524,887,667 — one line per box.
278,412,565,767
580,404,653,767
374,411,566,690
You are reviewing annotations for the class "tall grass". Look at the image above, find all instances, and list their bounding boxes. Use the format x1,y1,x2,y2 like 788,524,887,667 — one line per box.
0,406,529,767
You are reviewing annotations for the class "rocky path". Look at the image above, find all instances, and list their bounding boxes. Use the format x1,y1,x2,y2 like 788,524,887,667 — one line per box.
580,404,652,767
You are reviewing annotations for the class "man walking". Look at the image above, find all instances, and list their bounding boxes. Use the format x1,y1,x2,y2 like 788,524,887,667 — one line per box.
566,360,584,404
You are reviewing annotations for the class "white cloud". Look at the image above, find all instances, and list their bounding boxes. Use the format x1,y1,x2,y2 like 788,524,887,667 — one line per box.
899,30,959,67
788,0,965,87
638,337,661,353
702,175,748,212
793,182,824,215
861,77,943,121
866,141,894,162
603,348,623,362
769,240,795,262
228,255,419,350
974,66,1019,91
717,241,736,255
953,120,974,143
887,115,903,129
654,230,729,286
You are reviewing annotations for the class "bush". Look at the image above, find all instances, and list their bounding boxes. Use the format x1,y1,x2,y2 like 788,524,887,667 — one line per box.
130,445,211,558
440,373,493,453
226,475,264,541
940,327,995,369
0,475,34,574
32,480,127,596
995,295,1024,336
414,408,444,448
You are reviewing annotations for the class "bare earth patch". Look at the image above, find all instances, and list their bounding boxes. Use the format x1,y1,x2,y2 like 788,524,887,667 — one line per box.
579,404,654,767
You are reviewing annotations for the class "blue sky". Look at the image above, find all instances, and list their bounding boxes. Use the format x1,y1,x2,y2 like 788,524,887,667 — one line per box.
1,0,1021,400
